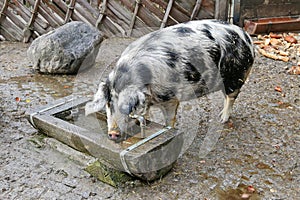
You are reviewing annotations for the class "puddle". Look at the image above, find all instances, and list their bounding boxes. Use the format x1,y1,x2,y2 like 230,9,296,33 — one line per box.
216,184,261,200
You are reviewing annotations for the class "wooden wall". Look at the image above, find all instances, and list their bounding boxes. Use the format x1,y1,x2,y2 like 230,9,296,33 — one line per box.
0,0,229,42
239,0,300,25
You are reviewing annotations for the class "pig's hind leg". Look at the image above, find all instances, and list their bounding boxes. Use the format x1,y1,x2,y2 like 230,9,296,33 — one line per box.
159,99,180,127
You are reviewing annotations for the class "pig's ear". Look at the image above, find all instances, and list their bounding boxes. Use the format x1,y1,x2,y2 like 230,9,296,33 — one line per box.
85,82,109,116
118,88,145,115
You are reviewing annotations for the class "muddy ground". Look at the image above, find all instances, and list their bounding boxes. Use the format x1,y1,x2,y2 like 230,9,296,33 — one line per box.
0,37,299,200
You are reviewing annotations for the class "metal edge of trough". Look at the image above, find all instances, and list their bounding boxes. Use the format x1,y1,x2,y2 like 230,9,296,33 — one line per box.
25,96,184,181
244,17,300,35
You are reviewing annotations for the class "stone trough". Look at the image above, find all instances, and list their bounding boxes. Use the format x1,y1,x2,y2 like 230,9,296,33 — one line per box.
26,96,184,185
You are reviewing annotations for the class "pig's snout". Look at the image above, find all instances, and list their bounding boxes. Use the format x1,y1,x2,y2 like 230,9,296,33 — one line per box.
108,130,121,141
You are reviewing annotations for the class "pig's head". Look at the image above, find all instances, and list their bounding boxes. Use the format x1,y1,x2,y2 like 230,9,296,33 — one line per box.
85,81,146,142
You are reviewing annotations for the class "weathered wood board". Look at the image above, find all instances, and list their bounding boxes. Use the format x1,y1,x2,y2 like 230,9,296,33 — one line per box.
239,0,300,27
1,0,226,42
244,17,300,35
26,95,184,182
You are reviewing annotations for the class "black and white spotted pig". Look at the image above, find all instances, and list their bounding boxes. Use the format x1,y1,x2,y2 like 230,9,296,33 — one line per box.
85,20,255,141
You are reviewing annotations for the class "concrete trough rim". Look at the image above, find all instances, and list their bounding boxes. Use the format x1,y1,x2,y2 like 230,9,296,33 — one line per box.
26,95,184,181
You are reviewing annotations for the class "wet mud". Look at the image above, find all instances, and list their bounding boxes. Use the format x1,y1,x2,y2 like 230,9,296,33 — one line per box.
0,38,299,199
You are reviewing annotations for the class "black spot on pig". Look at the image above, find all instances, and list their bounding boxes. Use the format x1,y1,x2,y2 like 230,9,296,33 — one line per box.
165,51,180,68
183,62,201,83
219,29,254,95
207,44,221,67
157,89,176,101
113,64,132,93
136,63,153,85
201,25,215,41
118,63,129,73
243,31,253,46
175,27,195,36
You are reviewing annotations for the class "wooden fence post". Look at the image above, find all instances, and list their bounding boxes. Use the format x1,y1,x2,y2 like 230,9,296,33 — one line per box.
64,0,76,24
0,0,9,23
190,0,202,20
96,0,107,29
160,0,174,29
215,0,229,21
23,0,41,43
128,0,141,36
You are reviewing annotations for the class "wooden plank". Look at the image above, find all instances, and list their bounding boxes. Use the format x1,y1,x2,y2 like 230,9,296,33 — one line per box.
0,0,225,42
107,1,131,25
24,0,60,28
128,0,141,36
10,0,49,33
36,2,60,28
120,0,160,28
10,0,48,29
216,0,228,21
4,8,26,31
240,0,300,26
52,0,82,23
257,4,300,18
136,3,161,28
23,0,41,42
89,0,100,8
76,0,99,18
142,0,175,27
160,0,174,28
0,17,23,41
242,0,300,7
95,0,107,28
98,17,121,36
103,1,134,36
150,0,190,23
142,0,165,21
120,0,135,12
0,26,18,41
51,0,68,12
74,1,97,25
0,0,9,23
53,0,82,21
190,0,203,20
197,0,215,19
64,0,76,23
107,0,155,37
107,1,131,32
42,0,65,25
27,0,41,29
170,1,190,22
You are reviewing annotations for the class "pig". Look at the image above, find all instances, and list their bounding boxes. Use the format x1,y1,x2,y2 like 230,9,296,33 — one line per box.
85,19,255,141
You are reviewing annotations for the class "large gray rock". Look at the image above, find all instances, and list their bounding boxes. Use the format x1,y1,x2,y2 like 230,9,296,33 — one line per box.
27,21,104,74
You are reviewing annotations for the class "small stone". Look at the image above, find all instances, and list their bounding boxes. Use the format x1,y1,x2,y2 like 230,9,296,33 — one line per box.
284,35,297,44
82,191,90,199
241,193,250,199
63,178,77,188
189,179,198,184
270,188,276,193
11,133,24,141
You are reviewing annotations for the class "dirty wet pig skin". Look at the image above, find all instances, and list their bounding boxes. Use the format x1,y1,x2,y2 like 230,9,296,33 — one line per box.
85,19,255,141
